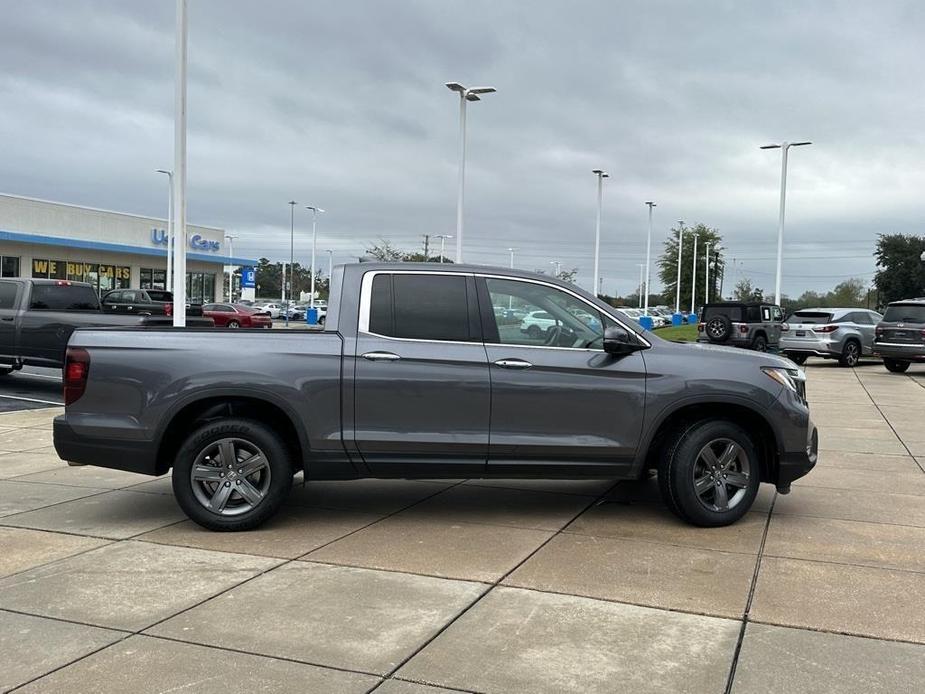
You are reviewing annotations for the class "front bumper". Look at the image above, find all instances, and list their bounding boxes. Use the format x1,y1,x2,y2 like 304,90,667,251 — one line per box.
872,342,925,362
776,425,818,491
54,417,159,475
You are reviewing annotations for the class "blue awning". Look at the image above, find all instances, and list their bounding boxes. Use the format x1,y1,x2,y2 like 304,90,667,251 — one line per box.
0,229,257,265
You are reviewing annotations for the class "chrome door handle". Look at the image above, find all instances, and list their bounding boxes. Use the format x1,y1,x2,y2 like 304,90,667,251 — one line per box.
362,351,401,362
493,358,533,369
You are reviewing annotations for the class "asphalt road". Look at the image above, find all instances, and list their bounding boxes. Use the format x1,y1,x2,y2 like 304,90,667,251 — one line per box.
0,366,63,412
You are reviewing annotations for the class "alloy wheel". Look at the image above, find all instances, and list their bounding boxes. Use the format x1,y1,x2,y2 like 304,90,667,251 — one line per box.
844,342,859,366
692,438,751,512
190,437,271,516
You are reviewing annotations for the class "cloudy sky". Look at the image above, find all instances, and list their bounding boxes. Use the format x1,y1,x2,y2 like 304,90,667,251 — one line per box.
2,0,923,297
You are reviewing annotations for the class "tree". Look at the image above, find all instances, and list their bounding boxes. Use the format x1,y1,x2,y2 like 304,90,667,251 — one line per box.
874,234,925,303
253,257,320,300
733,278,764,302
364,238,452,263
657,223,725,309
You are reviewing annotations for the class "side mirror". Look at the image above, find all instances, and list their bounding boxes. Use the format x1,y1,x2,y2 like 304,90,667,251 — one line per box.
603,326,642,356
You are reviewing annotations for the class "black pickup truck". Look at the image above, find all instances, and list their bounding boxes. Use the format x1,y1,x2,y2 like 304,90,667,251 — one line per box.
0,278,213,372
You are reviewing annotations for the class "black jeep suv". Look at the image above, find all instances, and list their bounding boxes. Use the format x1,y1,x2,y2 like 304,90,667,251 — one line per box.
873,298,925,372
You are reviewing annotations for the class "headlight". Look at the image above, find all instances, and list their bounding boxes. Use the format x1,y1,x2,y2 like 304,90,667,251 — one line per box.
761,366,805,394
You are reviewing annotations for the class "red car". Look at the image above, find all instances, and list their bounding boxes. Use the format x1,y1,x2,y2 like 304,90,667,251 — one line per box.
201,303,273,328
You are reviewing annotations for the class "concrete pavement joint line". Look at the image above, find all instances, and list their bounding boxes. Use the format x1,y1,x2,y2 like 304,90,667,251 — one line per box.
5,479,470,692
367,479,622,693
723,491,777,694
0,606,133,636
557,528,763,558
745,617,925,647
851,368,925,474
0,535,117,583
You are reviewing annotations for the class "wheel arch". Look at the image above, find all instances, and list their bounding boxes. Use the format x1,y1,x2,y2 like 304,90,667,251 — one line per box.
637,400,780,484
154,391,308,476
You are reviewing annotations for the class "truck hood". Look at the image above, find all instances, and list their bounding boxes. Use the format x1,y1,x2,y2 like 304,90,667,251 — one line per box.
661,339,798,369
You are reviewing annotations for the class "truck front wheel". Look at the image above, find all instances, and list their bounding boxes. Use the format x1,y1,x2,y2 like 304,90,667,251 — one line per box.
172,418,293,531
658,419,760,527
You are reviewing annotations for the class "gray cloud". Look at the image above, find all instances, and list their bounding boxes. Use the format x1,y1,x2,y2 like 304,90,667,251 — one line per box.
1,0,923,297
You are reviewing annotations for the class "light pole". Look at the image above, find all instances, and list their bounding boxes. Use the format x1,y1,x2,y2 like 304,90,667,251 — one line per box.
508,247,515,269
286,201,296,327
224,234,237,302
637,264,645,308
446,82,496,263
156,170,173,291
704,242,711,305
171,0,188,325
644,201,655,316
326,250,334,287
690,233,699,314
435,234,453,263
550,260,561,277
306,206,324,313
761,141,812,305
675,221,685,314
592,169,609,297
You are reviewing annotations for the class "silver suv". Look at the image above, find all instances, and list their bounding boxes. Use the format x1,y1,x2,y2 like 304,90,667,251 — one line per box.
781,308,882,367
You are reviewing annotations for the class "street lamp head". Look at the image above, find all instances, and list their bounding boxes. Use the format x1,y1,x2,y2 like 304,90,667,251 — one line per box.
445,82,465,92
288,200,297,206
465,93,481,102
592,169,609,178
645,201,656,207
305,206,325,213
156,169,172,175
791,141,813,147
468,87,496,95
759,144,782,150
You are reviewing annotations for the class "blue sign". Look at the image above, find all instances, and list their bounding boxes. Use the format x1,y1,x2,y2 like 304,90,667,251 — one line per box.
189,234,221,252
241,267,256,288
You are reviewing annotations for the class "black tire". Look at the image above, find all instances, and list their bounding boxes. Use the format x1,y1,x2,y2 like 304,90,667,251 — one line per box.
752,334,768,352
884,358,910,373
787,353,808,366
318,315,325,325
838,340,861,368
527,325,541,338
0,366,13,376
657,419,761,527
172,418,294,531
705,315,732,343
227,320,240,329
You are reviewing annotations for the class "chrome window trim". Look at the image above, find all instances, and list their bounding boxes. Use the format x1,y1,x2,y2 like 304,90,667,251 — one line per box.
358,268,651,351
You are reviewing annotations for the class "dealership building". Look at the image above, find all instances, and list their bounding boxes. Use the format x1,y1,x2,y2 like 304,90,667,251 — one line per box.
0,193,256,303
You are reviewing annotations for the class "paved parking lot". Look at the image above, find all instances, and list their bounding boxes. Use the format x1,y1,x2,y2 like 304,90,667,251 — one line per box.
1,362,924,693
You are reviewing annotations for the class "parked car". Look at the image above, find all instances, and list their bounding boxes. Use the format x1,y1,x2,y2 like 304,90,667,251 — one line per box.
697,302,784,352
780,308,882,367
202,303,273,329
255,303,283,318
0,279,213,372
872,298,925,373
520,309,557,337
101,288,203,317
55,263,817,532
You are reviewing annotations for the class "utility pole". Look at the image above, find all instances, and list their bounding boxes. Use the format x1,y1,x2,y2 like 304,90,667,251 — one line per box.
422,234,430,259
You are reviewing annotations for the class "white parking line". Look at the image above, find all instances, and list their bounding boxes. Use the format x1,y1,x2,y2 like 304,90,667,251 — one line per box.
0,393,63,405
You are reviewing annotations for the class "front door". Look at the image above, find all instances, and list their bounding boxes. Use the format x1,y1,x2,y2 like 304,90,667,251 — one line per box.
353,271,490,476
479,276,647,476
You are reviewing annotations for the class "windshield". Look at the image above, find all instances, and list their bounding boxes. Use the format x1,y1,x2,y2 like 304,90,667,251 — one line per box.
882,305,925,324
703,305,743,322
787,311,833,324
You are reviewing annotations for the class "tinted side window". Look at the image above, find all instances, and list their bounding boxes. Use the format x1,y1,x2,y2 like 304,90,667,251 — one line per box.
369,274,471,342
368,274,393,335
0,282,18,310
103,291,122,304
146,290,172,302
29,285,100,311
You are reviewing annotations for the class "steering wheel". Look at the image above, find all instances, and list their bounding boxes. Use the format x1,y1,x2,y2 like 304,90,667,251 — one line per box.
543,325,563,346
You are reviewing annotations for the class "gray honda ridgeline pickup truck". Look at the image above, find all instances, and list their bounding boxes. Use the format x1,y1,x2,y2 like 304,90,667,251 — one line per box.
54,263,817,531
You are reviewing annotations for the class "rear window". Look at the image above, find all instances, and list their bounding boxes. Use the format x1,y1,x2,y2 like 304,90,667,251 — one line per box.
368,273,471,341
787,311,833,324
882,305,925,324
29,284,100,311
703,305,743,322
0,282,18,310
146,290,172,302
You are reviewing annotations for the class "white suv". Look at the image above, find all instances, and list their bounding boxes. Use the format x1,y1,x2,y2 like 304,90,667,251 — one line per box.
520,310,557,338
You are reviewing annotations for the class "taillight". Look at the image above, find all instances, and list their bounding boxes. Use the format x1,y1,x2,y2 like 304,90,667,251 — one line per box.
739,325,749,334
781,323,789,332
164,302,173,317
697,324,704,332
63,347,90,406
875,327,884,337
815,325,838,333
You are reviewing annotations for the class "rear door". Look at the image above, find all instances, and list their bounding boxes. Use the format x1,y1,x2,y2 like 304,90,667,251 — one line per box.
101,291,126,313
353,271,490,475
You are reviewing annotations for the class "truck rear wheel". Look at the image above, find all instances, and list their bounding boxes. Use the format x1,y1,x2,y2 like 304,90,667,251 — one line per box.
658,419,760,527
883,358,910,373
172,418,293,531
